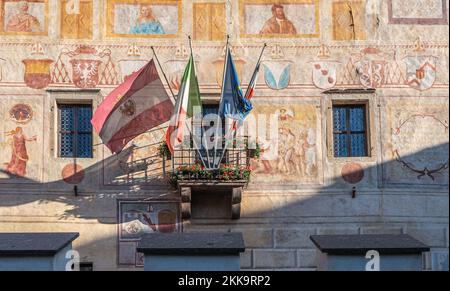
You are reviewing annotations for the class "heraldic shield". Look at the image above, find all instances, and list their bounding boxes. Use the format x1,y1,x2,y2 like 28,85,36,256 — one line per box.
405,55,437,91
311,61,340,90
263,60,292,90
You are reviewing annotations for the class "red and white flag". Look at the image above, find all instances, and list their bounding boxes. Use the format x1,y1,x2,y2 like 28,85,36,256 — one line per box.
91,60,173,154
244,59,261,100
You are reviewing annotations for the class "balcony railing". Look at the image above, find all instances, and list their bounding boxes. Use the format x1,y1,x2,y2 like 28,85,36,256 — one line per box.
167,136,253,184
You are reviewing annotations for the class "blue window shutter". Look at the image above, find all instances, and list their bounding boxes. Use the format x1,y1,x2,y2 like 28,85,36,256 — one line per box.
349,107,365,131
60,106,75,158
59,104,93,158
332,105,367,157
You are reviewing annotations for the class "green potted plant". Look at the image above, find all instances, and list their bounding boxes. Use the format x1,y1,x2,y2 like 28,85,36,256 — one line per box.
246,141,260,159
158,142,171,160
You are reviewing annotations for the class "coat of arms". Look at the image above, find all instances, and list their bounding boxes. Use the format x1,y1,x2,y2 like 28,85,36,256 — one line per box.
263,60,292,90
355,59,386,88
311,61,340,90
119,100,136,117
404,55,437,91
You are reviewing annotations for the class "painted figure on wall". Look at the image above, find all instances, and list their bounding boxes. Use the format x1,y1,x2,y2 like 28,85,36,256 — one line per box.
278,108,294,121
107,0,179,37
250,105,318,183
3,127,36,177
6,1,41,32
130,5,165,34
253,138,278,174
260,4,297,35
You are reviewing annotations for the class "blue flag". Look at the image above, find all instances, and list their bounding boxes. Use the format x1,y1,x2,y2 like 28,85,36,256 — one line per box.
218,49,253,121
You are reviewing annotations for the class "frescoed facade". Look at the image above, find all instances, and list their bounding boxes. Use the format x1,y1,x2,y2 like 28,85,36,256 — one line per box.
0,0,448,271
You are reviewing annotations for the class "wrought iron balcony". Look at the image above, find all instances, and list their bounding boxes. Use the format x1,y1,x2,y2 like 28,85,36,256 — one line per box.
164,136,256,220
166,136,253,183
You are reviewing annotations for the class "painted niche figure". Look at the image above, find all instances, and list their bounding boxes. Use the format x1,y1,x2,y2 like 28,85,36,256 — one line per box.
6,1,41,32
130,5,165,34
260,4,297,35
4,127,36,177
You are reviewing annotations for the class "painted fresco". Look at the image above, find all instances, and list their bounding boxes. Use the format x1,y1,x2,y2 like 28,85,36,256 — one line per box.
0,57,4,81
310,45,340,90
118,44,148,82
0,0,447,271
0,97,43,182
212,46,246,88
384,100,449,186
388,0,448,25
249,103,320,184
51,45,120,88
106,0,181,38
332,0,366,41
404,54,437,91
22,43,53,90
239,0,319,38
262,45,293,90
164,44,189,92
338,47,397,88
0,0,47,35
117,200,180,266
193,3,225,41
61,0,93,39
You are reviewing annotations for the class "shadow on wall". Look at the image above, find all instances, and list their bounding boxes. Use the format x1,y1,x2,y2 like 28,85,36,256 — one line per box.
0,141,448,220
0,144,176,223
0,142,448,269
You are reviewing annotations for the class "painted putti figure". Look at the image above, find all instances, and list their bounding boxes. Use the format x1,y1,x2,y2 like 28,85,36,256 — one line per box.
130,5,165,34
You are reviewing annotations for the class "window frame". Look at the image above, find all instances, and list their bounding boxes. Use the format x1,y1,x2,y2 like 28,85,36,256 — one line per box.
332,103,368,157
326,95,376,162
57,102,93,159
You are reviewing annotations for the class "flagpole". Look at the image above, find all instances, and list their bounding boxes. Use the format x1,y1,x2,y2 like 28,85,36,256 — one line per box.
214,35,230,168
186,35,209,169
188,35,193,55
151,46,177,101
244,43,266,96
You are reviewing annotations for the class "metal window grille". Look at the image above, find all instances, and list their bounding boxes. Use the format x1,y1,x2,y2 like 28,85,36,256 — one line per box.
332,104,368,157
59,104,93,158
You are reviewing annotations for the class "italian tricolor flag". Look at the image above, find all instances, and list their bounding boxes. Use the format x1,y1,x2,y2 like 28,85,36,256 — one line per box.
165,54,202,154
